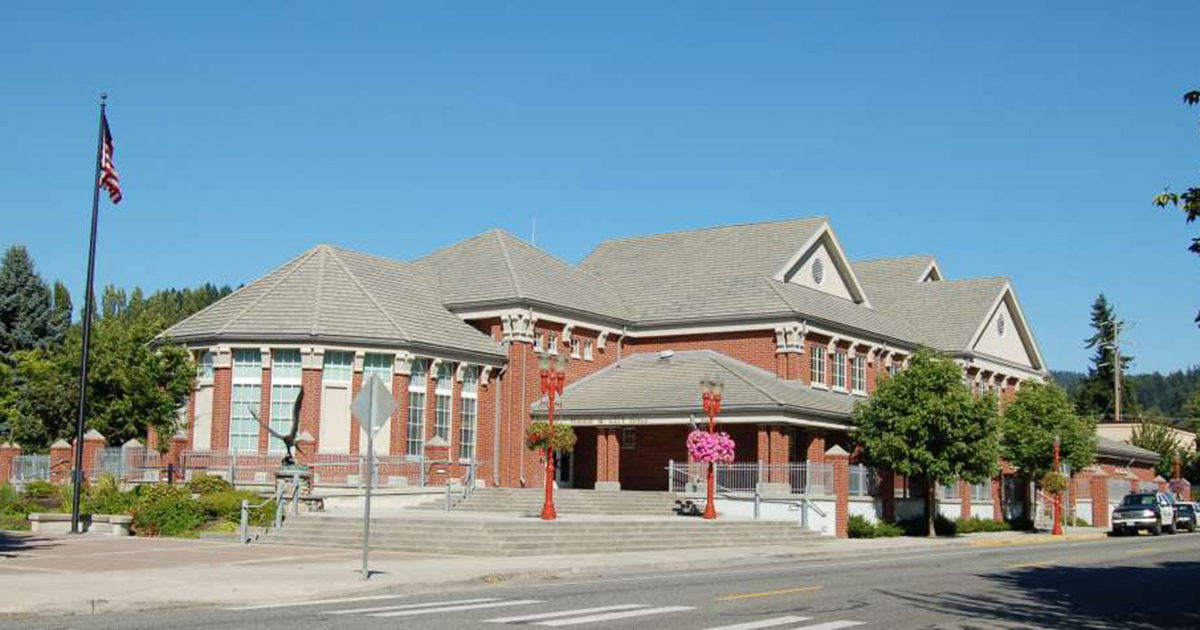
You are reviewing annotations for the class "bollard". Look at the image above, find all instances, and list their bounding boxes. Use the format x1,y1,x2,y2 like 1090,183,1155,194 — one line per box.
444,482,452,512
240,499,249,544
800,499,809,529
754,488,761,520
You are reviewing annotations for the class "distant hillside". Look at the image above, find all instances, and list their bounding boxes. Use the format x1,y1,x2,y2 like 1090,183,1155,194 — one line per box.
1051,367,1200,422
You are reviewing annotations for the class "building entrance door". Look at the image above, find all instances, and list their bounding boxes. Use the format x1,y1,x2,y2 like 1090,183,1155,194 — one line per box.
555,450,574,488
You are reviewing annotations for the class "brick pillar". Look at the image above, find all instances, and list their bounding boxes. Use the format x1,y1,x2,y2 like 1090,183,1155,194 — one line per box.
756,425,770,463
301,367,323,456
0,443,21,484
80,430,106,481
806,433,827,464
210,365,233,453
880,466,896,521
775,353,788,380
166,436,188,480
50,439,72,484
1091,472,1109,529
257,365,273,452
992,475,1004,522
960,480,972,520
769,425,789,484
595,428,609,483
827,445,850,538
606,429,621,489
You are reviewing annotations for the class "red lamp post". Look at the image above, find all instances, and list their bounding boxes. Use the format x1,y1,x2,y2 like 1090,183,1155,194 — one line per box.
699,377,725,520
539,352,567,521
1052,434,1063,536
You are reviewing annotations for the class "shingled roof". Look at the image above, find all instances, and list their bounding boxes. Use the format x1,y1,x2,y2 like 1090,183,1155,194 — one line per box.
159,245,506,359
532,350,857,421
1096,437,1161,465
413,229,630,321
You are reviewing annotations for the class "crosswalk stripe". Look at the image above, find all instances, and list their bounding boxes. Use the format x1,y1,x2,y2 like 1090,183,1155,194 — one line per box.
371,599,544,618
486,604,649,623
226,593,410,611
791,622,864,630
325,597,501,615
534,605,696,626
704,616,813,630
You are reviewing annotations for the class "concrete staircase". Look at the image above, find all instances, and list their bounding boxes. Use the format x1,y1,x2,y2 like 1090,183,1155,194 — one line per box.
414,487,693,517
261,513,822,556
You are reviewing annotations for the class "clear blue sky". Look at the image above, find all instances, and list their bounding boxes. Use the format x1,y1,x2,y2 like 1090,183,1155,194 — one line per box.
2,2,1197,373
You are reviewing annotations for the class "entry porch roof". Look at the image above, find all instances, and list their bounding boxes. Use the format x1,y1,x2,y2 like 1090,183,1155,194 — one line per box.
531,350,857,426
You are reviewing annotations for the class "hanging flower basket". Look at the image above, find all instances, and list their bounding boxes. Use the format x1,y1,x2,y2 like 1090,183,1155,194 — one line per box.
525,422,577,453
687,430,736,464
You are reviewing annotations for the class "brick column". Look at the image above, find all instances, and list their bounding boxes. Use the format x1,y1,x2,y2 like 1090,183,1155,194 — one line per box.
880,466,896,521
50,439,72,484
595,428,609,483
827,445,850,538
166,436,188,481
210,362,233,453
300,365,323,455
992,475,1004,522
80,430,106,481
769,425,789,484
0,443,21,484
806,433,827,464
606,429,621,489
257,363,273,453
1091,472,1109,529
960,480,972,520
296,431,316,467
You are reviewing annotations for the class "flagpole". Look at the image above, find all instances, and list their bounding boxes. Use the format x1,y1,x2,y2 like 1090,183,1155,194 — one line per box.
70,93,107,535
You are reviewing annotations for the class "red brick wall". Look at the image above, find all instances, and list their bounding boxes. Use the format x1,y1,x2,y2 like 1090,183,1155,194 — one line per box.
575,427,598,489
257,366,272,452
620,425,688,491
627,330,777,373
349,369,364,454
210,367,232,452
300,368,323,453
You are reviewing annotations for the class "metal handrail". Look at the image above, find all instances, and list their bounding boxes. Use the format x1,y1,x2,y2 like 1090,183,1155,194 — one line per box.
239,486,282,544
667,462,828,528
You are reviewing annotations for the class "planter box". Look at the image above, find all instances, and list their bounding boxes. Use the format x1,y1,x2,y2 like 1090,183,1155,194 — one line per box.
28,513,133,536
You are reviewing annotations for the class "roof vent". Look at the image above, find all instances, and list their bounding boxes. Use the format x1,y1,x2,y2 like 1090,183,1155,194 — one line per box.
658,350,675,360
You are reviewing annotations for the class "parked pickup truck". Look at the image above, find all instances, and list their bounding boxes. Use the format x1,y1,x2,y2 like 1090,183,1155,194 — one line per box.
1111,491,1176,536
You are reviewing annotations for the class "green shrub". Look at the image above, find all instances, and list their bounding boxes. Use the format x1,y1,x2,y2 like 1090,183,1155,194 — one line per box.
85,475,137,516
899,514,958,536
131,493,206,537
847,514,904,538
135,483,186,504
954,516,1011,534
0,484,36,530
21,480,57,499
185,475,233,496
199,490,268,524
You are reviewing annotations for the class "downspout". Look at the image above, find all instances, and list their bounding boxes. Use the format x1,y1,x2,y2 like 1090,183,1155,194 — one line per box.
492,352,507,489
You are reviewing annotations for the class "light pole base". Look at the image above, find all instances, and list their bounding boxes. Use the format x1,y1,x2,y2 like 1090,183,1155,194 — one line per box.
703,504,717,520
540,504,557,520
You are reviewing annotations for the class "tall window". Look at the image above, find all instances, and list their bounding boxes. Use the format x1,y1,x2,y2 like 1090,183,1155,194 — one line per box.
322,350,353,383
548,332,558,354
534,332,544,352
406,360,427,458
583,339,594,361
833,351,847,390
197,350,214,383
570,338,581,359
851,355,866,393
435,362,453,443
269,349,302,452
810,346,827,385
363,353,393,389
458,366,478,461
887,362,898,378
230,349,262,453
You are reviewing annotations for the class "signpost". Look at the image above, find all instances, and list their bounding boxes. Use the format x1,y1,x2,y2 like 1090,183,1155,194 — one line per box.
352,375,392,580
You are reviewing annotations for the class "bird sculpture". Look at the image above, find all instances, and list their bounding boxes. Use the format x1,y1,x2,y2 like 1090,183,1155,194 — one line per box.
248,389,305,466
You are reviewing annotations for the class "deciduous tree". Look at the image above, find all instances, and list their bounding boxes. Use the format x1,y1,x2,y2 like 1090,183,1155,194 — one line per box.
1001,381,1096,483
1152,88,1200,326
852,349,1001,537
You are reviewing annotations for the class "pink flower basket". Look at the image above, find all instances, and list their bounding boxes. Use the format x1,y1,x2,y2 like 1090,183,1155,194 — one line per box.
687,430,736,464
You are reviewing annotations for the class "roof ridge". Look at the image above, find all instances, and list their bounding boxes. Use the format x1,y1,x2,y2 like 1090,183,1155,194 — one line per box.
763,278,800,315
707,352,786,408
493,230,524,299
410,230,493,266
852,254,935,264
589,216,828,249
310,245,328,336
218,247,320,335
494,229,633,314
325,247,412,341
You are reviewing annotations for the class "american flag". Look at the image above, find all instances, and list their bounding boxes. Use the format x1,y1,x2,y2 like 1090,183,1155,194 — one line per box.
99,112,122,204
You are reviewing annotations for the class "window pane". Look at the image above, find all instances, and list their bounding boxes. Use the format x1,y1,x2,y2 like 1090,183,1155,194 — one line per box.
461,366,478,395
322,351,353,383
269,384,300,452
363,353,393,389
458,397,477,461
197,351,214,382
230,383,261,452
233,349,261,380
410,359,427,387
272,348,302,381
406,391,425,457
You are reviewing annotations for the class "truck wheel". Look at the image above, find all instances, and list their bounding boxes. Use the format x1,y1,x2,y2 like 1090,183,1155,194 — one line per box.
1152,520,1163,536
1167,522,1177,535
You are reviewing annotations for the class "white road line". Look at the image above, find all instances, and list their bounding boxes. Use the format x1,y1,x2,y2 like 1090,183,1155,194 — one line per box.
791,622,864,630
534,605,696,626
371,599,544,618
327,598,502,615
226,593,410,611
704,616,813,630
486,604,649,623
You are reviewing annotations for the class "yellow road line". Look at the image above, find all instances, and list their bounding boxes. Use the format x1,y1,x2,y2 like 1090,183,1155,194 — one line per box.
1004,560,1055,569
1127,548,1157,556
716,585,824,601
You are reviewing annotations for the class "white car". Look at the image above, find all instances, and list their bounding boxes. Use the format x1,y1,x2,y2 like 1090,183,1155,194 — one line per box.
1111,491,1177,536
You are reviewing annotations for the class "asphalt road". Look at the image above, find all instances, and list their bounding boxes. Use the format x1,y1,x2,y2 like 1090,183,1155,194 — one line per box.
6,533,1200,630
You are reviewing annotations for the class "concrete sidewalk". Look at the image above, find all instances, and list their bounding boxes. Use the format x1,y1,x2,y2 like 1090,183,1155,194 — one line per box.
0,528,1103,616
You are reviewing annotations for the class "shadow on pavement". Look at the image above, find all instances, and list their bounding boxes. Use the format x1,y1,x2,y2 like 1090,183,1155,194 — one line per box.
0,530,60,556
884,560,1200,629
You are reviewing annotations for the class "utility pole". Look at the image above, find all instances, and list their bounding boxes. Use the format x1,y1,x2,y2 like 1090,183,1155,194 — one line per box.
1113,338,1122,423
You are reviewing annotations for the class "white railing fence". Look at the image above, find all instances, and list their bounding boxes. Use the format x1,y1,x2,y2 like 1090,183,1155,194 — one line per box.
12,455,50,485
666,460,842,496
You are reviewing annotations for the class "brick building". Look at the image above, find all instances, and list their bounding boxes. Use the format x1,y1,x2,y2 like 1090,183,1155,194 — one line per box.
159,217,1050,493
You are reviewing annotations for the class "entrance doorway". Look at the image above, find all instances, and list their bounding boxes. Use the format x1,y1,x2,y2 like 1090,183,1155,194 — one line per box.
555,450,574,488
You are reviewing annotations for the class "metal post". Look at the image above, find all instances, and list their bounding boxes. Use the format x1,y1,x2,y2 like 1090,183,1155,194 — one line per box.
240,499,249,544
444,482,451,512
230,455,237,489
668,460,674,493
419,454,426,488
801,499,810,529
754,487,761,520
361,415,374,580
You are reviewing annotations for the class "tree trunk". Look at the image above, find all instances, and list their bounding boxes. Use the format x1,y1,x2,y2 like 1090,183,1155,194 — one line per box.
925,477,937,538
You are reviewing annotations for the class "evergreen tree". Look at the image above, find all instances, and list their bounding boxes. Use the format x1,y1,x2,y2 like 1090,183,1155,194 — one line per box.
1075,294,1139,422
49,281,72,345
0,245,55,358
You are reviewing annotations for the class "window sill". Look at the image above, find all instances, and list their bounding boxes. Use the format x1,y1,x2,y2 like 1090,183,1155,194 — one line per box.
810,382,829,391
851,389,868,397
832,386,848,394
